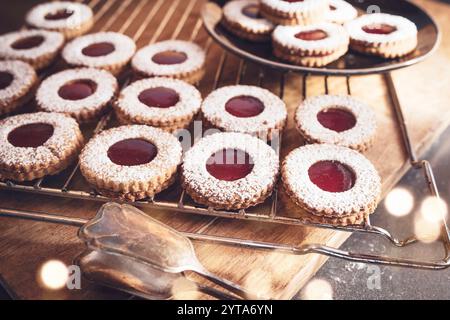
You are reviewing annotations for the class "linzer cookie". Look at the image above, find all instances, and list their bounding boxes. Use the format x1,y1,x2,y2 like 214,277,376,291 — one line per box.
260,0,329,26
80,125,182,201
282,144,381,226
62,32,136,75
295,95,377,151
201,85,287,140
182,132,279,210
36,68,118,123
114,77,201,132
345,13,418,58
131,40,206,84
326,0,358,25
0,29,64,70
272,22,349,67
222,0,275,42
0,60,38,117
26,1,94,39
0,112,84,182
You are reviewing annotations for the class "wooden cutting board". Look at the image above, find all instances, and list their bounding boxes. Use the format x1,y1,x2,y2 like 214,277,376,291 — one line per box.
1,0,450,300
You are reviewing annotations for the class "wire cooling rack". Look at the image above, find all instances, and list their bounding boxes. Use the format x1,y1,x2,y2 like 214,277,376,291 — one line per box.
0,0,449,271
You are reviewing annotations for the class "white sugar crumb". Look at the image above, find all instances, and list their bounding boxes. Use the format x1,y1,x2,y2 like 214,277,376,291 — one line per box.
201,85,287,136
116,77,202,123
36,68,117,113
326,0,358,25
273,22,349,52
345,13,417,43
62,32,136,68
80,125,182,185
223,0,274,33
283,144,381,216
26,1,93,30
296,95,377,149
0,29,64,60
182,132,279,203
132,40,205,77
0,60,36,105
262,0,328,14
0,112,81,167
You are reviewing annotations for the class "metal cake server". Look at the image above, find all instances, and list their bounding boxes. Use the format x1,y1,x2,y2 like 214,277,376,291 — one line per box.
75,249,238,300
78,202,258,299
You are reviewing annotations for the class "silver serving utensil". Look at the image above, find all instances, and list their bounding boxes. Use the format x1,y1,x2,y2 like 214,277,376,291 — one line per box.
78,203,259,300
75,249,238,300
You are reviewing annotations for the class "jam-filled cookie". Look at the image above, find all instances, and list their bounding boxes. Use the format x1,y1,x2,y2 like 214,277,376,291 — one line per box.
345,13,418,58
0,29,64,70
114,77,202,132
201,85,287,140
26,1,94,40
295,95,377,152
62,32,136,75
273,22,349,67
0,112,84,182
222,0,275,42
260,0,329,26
282,144,381,226
0,60,38,117
326,0,358,25
131,40,206,84
182,132,279,210
36,68,118,123
80,125,182,201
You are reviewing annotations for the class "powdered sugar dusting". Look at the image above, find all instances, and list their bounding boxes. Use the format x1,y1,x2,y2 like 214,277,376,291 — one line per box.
80,125,182,185
0,60,36,106
132,40,205,77
26,1,93,30
62,32,136,68
0,112,81,167
296,95,377,149
116,77,201,123
283,144,381,216
223,0,274,33
345,13,417,43
0,29,64,60
36,68,117,114
182,132,279,204
202,85,287,136
273,23,349,52
261,0,328,14
326,0,358,25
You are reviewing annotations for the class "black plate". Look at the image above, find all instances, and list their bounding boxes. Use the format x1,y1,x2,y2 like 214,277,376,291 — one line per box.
201,0,441,75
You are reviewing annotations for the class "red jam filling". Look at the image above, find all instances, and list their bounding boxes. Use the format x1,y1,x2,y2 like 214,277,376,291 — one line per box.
58,79,97,101
107,139,158,166
295,29,328,41
225,95,265,118
308,160,356,193
317,108,357,133
242,4,261,19
0,71,13,90
362,23,397,35
11,35,45,50
7,123,54,148
206,148,254,181
45,8,74,20
82,42,115,57
152,51,187,65
138,87,180,108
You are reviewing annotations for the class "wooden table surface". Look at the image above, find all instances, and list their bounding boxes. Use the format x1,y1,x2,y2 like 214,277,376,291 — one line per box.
1,0,450,300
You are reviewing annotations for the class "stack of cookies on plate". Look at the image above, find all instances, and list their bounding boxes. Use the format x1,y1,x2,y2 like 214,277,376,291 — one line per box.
221,0,418,67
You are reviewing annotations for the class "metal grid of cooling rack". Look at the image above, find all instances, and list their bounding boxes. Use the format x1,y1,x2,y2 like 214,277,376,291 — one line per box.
0,0,449,270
